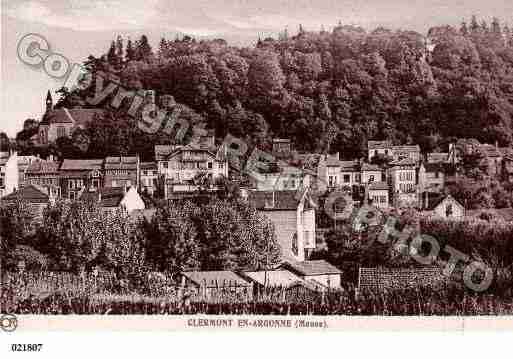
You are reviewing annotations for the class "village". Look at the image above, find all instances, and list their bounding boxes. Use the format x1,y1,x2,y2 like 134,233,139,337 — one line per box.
2,89,513,298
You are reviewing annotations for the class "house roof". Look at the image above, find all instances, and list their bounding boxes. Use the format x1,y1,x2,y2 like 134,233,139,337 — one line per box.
273,138,291,143
392,145,420,152
368,181,389,191
60,159,103,171
368,140,392,150
26,159,60,174
104,156,138,170
243,270,303,287
427,153,449,163
140,162,157,170
361,163,381,172
339,160,360,171
426,194,462,211
390,158,416,167
79,187,126,207
280,260,342,276
1,185,49,203
182,271,251,287
40,108,104,126
248,190,302,210
479,144,501,157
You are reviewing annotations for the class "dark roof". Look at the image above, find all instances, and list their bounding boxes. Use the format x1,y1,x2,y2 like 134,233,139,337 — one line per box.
60,159,103,171
392,145,420,152
368,181,389,191
140,162,157,170
390,158,416,167
1,185,49,203
339,160,360,171
368,140,392,150
40,108,104,126
427,153,448,163
248,190,301,210
426,194,462,211
479,144,501,157
361,163,381,172
79,187,126,207
182,271,251,287
104,156,138,170
26,160,59,174
280,260,342,276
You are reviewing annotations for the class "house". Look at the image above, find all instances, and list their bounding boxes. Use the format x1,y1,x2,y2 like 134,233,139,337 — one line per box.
389,158,418,207
104,155,140,189
25,158,61,198
248,189,316,262
180,271,253,298
272,138,292,154
17,155,39,189
278,260,342,289
0,185,52,221
339,160,361,189
140,162,158,196
37,91,104,145
361,163,383,184
367,181,389,209
317,154,361,192
368,140,392,162
79,186,145,214
422,193,465,219
418,162,445,193
478,143,502,177
391,145,421,163
0,151,18,198
59,159,103,200
155,143,228,198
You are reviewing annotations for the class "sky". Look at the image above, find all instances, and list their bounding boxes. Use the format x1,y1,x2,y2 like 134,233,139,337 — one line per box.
2,0,513,137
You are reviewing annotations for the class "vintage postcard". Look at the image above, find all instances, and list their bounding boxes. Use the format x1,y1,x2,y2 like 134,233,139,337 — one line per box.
2,0,513,352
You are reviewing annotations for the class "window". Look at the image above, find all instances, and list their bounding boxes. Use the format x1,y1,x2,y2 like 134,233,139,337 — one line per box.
219,163,224,170
343,174,350,183
292,234,298,256
369,175,375,183
143,170,148,176
0,177,4,188
446,204,453,217
57,127,66,138
112,180,117,187
207,162,213,169
328,176,335,187
163,162,168,169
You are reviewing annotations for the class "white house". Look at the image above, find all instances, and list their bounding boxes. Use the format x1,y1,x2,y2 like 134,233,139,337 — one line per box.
248,189,316,262
0,151,19,198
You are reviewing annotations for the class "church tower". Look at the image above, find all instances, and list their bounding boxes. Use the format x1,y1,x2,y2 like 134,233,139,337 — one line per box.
45,90,53,113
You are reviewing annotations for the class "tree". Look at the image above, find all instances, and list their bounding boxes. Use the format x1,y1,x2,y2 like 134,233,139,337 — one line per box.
470,15,480,33
125,38,135,62
135,35,153,62
107,40,118,66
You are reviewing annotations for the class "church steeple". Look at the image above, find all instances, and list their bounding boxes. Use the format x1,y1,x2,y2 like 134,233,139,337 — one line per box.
45,90,53,112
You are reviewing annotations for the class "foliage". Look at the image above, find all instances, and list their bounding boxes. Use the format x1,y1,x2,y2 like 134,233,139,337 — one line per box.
19,17,513,161
144,199,281,274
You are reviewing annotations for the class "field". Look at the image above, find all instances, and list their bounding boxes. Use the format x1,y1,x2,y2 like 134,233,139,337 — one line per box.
2,271,513,315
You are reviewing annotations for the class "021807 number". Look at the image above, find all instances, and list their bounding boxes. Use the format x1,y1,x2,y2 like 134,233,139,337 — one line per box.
11,344,43,352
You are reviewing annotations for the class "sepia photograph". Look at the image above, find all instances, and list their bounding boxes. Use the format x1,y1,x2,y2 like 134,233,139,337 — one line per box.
2,1,513,347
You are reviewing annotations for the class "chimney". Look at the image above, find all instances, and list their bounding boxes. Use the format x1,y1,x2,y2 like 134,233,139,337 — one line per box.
98,190,102,202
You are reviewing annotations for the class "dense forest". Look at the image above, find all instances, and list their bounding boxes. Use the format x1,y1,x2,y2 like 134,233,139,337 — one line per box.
12,16,513,161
